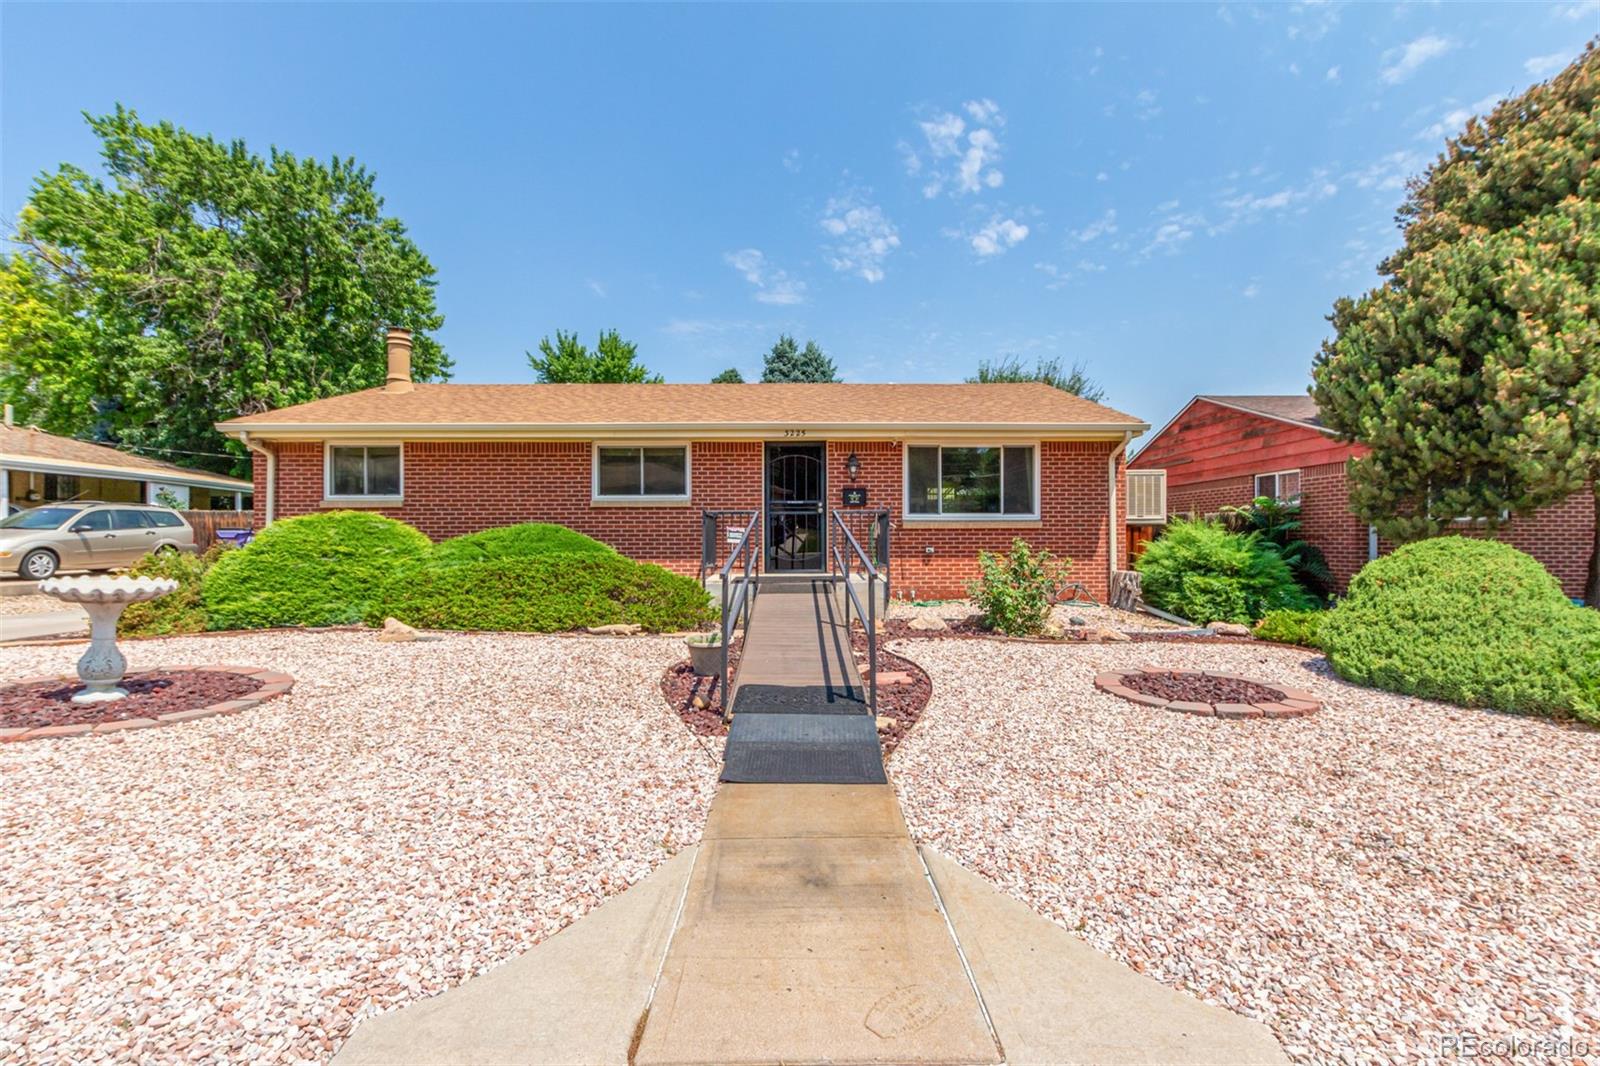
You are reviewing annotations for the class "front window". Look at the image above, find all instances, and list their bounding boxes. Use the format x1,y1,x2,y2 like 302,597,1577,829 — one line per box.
594,446,689,499
907,445,1036,518
1254,470,1301,502
327,445,402,498
0,506,84,530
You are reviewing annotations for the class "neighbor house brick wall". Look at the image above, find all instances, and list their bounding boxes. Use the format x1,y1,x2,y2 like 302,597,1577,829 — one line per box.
259,437,1124,600
1158,461,1592,600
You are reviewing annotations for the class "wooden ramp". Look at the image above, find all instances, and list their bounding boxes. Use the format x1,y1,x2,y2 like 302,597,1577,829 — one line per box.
720,577,886,785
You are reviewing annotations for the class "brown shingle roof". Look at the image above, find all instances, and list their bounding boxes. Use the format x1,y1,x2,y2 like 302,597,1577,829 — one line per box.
218,382,1147,433
0,423,252,490
1199,394,1324,429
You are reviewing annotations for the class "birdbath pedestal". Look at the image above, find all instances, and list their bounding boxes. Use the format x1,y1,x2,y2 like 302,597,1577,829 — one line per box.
38,576,178,703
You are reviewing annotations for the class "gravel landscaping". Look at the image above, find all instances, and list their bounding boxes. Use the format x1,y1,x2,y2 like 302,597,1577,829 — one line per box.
889,637,1600,1065
0,630,718,1063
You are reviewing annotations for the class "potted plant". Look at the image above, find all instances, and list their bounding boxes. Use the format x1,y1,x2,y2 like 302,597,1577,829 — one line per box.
685,631,722,676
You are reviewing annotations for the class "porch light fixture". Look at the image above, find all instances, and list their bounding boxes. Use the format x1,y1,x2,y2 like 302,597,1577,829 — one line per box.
845,452,861,481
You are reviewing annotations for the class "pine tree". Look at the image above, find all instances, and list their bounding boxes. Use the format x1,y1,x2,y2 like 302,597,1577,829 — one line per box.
761,334,839,382
1311,42,1599,606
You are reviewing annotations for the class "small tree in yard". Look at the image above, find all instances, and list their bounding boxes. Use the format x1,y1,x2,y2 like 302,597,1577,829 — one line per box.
528,329,661,383
761,334,839,382
967,538,1070,636
711,367,744,383
1311,43,1599,607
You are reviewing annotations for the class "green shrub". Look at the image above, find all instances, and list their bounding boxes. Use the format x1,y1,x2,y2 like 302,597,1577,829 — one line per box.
967,538,1070,636
202,511,432,629
1253,608,1324,648
1320,538,1600,722
1135,519,1315,624
119,546,222,636
1221,496,1333,600
430,523,616,565
369,553,714,632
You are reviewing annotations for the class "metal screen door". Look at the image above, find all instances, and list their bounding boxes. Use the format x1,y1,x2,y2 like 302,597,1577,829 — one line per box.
765,443,826,571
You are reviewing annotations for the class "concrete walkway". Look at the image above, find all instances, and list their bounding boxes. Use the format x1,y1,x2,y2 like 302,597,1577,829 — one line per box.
0,608,87,643
334,578,1289,1065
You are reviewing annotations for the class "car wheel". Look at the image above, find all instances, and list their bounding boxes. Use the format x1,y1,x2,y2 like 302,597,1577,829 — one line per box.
20,549,59,580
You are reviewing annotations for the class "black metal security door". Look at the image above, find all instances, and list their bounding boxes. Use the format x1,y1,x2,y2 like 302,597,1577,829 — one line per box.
765,443,826,571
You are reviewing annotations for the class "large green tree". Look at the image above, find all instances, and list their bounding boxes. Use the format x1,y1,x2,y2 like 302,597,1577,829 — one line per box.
0,106,449,476
1311,42,1599,607
967,354,1107,403
526,329,661,383
710,367,745,383
761,334,839,382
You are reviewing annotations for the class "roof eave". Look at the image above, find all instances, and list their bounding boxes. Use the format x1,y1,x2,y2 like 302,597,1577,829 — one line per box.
218,420,1149,441
0,452,252,491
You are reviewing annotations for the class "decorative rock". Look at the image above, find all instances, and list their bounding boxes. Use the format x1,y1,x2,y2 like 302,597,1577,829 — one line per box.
907,616,949,632
1208,622,1252,637
690,695,709,710
1096,628,1131,643
586,623,643,636
1068,616,1088,627
865,670,914,686
875,715,896,732
378,618,420,643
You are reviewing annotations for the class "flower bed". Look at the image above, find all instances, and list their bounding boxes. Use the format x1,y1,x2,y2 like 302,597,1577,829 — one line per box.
0,666,292,741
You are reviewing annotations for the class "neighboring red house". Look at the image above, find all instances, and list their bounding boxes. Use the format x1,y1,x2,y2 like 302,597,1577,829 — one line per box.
216,329,1149,600
1129,394,1592,600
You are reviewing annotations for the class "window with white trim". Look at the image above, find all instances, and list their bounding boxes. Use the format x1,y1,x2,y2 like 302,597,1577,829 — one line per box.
906,445,1037,518
327,445,402,498
594,446,689,499
1253,469,1300,502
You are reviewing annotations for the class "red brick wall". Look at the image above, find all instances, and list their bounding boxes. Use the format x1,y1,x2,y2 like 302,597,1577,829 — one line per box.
1163,462,1592,600
1130,399,1358,486
258,437,1124,600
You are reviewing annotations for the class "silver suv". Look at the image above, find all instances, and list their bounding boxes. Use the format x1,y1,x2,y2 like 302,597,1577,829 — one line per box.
0,502,197,580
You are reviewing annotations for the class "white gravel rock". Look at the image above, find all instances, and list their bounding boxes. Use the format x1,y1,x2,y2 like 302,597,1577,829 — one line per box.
888,638,1600,1065
0,630,717,1063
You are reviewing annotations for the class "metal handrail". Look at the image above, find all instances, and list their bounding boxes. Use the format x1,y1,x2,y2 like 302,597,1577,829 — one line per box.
716,509,761,722
830,509,888,713
700,508,759,586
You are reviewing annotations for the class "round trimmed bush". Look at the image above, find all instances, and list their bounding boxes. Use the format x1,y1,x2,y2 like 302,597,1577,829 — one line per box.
430,523,615,565
368,554,713,632
202,511,432,629
1135,518,1316,624
1320,538,1599,722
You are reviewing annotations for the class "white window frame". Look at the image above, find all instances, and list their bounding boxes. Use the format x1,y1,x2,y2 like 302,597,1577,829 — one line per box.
323,442,404,503
591,442,692,505
902,443,1041,523
1253,469,1301,503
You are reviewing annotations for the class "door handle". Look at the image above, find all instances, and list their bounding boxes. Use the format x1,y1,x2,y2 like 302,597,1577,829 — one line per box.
101,533,115,539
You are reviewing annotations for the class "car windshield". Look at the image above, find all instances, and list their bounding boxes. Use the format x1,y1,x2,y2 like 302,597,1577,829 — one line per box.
0,506,84,530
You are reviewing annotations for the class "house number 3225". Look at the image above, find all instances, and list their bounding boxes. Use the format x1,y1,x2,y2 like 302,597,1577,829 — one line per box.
782,429,809,438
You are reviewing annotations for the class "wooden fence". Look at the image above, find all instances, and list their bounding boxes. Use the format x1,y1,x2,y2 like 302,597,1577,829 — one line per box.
180,509,254,552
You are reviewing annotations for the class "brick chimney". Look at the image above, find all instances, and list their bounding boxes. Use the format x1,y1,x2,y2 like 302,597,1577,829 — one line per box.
385,328,414,393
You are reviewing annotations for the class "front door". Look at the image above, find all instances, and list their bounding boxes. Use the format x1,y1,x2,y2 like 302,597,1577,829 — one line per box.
766,442,826,572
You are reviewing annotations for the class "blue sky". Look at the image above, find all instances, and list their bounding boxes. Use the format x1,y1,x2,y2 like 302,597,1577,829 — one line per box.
2,3,1594,428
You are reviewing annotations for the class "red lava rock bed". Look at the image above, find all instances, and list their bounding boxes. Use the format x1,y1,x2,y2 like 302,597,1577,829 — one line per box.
1,670,265,732
1095,668,1322,720
661,634,933,756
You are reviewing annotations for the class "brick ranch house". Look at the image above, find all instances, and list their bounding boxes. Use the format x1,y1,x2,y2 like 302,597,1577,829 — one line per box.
1128,394,1593,601
216,329,1150,600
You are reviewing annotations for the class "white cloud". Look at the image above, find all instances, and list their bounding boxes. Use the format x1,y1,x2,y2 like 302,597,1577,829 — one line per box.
586,279,607,298
1524,51,1571,78
1557,0,1598,18
723,249,806,305
968,216,1029,257
1134,88,1162,121
1417,93,1503,140
1095,170,1110,182
1286,0,1341,41
660,318,759,336
1349,149,1425,192
1326,65,1341,82
819,192,901,283
1380,34,1454,85
782,148,802,173
1242,282,1261,298
1075,208,1118,243
1143,220,1195,256
1288,62,1302,77
904,100,1007,198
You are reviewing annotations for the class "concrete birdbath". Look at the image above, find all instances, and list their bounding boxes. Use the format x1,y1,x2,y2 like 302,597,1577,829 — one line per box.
38,575,178,703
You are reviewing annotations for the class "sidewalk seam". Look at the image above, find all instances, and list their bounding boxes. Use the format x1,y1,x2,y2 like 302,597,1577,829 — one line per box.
629,843,701,1065
917,845,1007,1064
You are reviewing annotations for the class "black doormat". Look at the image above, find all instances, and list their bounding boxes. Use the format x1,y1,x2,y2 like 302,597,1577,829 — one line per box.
720,713,887,784
732,683,866,716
